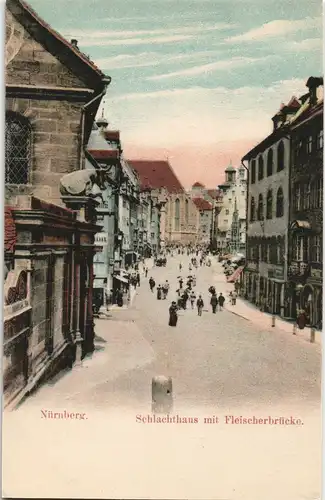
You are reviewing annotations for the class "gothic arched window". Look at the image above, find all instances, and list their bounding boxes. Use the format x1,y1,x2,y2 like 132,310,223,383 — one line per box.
277,141,285,172
258,155,264,181
250,160,256,184
267,149,273,177
276,187,284,217
257,194,264,220
250,196,255,222
185,199,189,225
266,189,273,219
5,112,31,184
174,198,180,231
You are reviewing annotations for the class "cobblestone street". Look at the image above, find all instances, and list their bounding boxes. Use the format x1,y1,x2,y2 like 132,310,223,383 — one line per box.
19,253,320,411
4,254,321,500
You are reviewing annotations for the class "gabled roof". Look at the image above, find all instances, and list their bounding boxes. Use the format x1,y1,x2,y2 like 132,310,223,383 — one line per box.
192,197,213,211
5,207,17,253
7,0,109,89
128,160,184,193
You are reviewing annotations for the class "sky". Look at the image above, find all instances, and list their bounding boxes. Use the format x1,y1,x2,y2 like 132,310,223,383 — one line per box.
29,0,323,188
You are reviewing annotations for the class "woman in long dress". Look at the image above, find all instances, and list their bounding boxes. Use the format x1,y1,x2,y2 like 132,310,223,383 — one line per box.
169,301,178,327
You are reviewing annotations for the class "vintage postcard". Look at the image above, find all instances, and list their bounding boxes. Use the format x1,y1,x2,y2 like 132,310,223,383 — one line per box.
2,0,323,499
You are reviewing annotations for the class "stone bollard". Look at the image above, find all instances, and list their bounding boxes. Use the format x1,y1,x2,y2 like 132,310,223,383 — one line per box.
310,327,316,344
152,376,173,414
293,323,297,335
271,315,276,327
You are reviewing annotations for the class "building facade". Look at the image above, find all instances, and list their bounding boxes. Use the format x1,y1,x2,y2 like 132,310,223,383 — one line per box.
242,125,290,314
242,77,323,323
4,0,109,407
129,160,199,245
217,163,247,253
192,197,213,244
287,77,323,328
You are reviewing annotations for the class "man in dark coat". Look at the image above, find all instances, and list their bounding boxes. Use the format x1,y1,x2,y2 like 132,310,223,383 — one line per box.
149,277,155,292
197,295,204,316
218,293,225,311
210,293,218,313
182,290,189,310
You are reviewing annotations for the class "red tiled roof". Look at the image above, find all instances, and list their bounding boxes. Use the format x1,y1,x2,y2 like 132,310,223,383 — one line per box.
192,197,213,211
88,149,119,160
12,0,105,78
128,160,184,193
192,181,205,188
5,207,17,253
287,96,301,109
104,130,120,142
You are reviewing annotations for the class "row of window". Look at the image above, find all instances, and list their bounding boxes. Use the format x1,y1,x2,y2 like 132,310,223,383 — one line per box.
250,128,324,187
250,188,284,222
247,237,285,265
293,180,323,211
293,129,323,159
250,141,285,185
292,234,322,262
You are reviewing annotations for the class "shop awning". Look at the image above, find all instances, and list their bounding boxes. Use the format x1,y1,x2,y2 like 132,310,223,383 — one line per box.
114,275,128,283
227,266,244,283
290,220,311,230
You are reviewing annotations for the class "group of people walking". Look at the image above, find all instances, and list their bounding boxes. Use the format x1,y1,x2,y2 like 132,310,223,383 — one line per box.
146,245,237,328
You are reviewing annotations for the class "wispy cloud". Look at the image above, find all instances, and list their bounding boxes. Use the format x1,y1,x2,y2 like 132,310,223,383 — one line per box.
286,37,322,51
68,23,234,40
95,50,220,70
226,17,321,43
146,56,275,80
108,78,307,147
79,34,194,47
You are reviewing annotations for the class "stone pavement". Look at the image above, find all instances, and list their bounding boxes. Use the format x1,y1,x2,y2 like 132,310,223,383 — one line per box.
211,257,322,346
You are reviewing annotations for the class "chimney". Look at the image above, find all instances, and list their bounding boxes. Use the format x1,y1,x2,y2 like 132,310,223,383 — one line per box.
70,39,79,49
306,76,324,106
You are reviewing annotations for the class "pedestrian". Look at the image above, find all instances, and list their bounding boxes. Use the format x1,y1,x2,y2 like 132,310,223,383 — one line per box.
229,291,233,304
197,295,204,316
116,289,123,308
182,290,189,310
210,293,218,314
157,285,162,300
168,301,178,327
218,293,225,311
190,291,196,309
189,263,192,272
179,278,183,289
208,285,216,295
231,291,237,306
162,281,169,300
297,309,307,330
136,272,140,286
149,277,155,292
145,267,148,278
